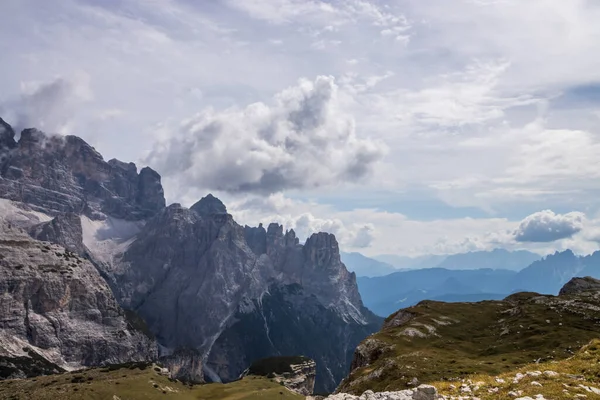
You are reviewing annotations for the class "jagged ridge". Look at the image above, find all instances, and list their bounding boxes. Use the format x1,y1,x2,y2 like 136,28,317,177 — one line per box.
0,119,165,220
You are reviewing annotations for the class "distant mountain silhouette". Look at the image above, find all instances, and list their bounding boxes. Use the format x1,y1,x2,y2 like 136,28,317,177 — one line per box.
437,248,541,271
341,252,398,277
358,249,600,317
357,268,516,316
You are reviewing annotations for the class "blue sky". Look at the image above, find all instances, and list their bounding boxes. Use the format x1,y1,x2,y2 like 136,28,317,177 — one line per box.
2,0,600,257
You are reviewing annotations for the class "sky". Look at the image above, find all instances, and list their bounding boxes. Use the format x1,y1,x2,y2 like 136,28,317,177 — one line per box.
2,0,600,257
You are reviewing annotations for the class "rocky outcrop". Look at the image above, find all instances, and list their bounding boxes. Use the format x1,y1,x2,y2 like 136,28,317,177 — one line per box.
242,356,317,396
559,276,600,295
320,385,438,400
159,348,204,384
350,338,394,372
0,223,157,379
383,310,416,330
244,223,267,255
28,213,87,255
0,120,165,220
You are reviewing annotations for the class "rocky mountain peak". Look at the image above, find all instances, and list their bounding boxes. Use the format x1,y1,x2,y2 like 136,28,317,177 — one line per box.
553,249,575,258
137,166,166,213
245,224,298,256
108,158,138,175
303,232,342,267
190,193,227,216
559,276,600,296
18,128,46,145
285,228,299,246
0,120,166,220
266,222,284,247
244,223,267,255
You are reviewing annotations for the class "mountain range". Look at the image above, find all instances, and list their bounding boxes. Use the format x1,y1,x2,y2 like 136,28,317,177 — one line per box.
340,252,399,277
0,119,381,393
344,249,542,278
358,249,600,316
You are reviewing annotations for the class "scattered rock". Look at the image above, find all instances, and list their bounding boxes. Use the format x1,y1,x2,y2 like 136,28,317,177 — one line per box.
323,385,438,400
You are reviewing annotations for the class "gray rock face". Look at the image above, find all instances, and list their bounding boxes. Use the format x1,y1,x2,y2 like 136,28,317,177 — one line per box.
111,204,381,393
159,348,204,384
0,121,165,220
0,223,157,379
244,223,267,255
559,276,600,296
207,284,380,392
0,118,17,172
28,213,87,255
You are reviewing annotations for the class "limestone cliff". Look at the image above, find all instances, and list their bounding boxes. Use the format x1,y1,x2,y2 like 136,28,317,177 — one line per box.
0,223,157,379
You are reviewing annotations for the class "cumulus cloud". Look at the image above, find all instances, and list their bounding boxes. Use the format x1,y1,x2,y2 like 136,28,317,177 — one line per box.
514,210,585,243
348,224,375,248
0,74,92,135
146,75,386,195
286,213,375,248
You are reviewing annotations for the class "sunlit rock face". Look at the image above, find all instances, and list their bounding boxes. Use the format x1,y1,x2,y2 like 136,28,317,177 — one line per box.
0,223,157,379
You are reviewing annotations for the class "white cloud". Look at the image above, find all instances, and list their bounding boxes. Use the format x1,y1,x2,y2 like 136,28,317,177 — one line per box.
224,0,339,25
292,213,375,248
514,210,585,243
145,76,386,196
1,73,92,135
225,0,409,30
429,209,598,255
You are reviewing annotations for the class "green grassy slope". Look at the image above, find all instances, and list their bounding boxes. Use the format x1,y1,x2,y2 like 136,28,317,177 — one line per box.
338,290,600,394
0,362,303,400
434,338,600,399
